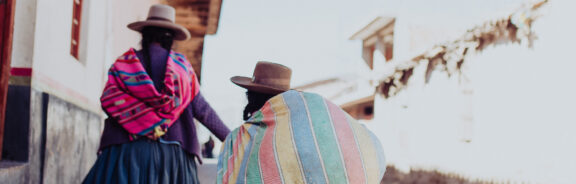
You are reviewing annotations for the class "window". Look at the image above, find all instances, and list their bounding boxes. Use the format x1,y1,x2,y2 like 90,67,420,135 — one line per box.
360,33,394,73
373,33,394,63
341,96,375,121
382,37,394,61
350,17,395,70
364,106,374,116
362,45,375,70
70,0,83,59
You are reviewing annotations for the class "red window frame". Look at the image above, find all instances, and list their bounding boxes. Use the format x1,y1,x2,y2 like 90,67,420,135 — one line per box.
70,0,83,59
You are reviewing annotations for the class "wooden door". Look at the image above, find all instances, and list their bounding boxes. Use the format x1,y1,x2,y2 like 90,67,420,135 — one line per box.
0,0,15,159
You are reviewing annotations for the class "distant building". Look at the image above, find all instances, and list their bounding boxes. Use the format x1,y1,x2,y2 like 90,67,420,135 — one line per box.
301,0,576,183
295,76,376,121
352,1,576,183
0,0,222,183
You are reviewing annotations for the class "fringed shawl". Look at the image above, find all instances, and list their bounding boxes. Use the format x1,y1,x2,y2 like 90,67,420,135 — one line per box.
217,90,386,184
100,48,199,138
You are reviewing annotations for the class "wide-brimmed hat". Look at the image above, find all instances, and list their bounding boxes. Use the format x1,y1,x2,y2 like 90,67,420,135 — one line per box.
127,4,191,40
231,61,292,95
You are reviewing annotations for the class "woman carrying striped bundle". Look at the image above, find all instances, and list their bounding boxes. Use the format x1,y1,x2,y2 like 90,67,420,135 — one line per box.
218,61,386,184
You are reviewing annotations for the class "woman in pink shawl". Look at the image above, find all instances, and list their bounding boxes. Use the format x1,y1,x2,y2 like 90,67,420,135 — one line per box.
83,4,230,184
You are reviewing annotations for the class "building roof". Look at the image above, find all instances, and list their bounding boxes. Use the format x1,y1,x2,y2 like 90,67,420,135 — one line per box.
295,75,375,106
349,17,395,40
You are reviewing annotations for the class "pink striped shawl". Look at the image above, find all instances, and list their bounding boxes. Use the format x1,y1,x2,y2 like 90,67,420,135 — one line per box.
100,48,199,138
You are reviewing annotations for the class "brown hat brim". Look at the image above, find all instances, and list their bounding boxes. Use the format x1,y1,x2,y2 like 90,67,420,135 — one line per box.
127,20,191,40
231,76,288,95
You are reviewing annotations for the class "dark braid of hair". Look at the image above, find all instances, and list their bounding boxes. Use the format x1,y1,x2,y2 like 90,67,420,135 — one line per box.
140,26,175,73
243,91,276,120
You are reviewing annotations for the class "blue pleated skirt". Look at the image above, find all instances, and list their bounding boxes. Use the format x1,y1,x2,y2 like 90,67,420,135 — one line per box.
82,139,199,184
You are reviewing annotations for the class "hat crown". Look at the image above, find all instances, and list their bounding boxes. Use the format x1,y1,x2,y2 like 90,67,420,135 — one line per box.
252,61,292,90
126,4,190,40
147,4,176,22
230,61,292,95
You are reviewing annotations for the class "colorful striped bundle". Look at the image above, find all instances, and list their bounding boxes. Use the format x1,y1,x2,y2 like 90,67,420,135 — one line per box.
100,48,199,138
217,90,385,184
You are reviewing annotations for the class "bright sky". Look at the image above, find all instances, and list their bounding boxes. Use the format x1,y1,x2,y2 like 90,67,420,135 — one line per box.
202,0,390,85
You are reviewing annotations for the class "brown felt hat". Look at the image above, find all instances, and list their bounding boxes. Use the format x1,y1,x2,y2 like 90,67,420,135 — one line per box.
127,4,191,40
231,61,292,95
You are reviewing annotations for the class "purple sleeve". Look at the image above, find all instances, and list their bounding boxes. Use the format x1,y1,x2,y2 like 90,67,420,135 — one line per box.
191,92,231,141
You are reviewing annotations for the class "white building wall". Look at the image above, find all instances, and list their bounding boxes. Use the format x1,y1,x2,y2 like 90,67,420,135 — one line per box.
368,0,576,183
31,0,109,112
28,0,159,113
11,0,39,68
4,1,161,183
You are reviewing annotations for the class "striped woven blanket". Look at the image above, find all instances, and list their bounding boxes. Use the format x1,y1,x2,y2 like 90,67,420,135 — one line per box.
100,48,199,138
217,90,386,184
